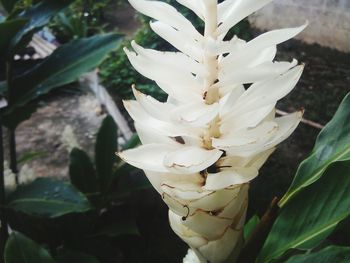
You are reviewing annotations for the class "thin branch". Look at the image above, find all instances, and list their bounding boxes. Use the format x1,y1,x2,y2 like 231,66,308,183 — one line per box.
237,197,280,263
9,129,18,184
0,125,9,255
276,109,324,129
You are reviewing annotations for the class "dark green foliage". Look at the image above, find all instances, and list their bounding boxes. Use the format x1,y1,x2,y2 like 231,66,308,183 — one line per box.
285,246,350,263
5,232,55,263
258,160,350,262
49,0,112,43
69,148,98,194
9,33,122,110
95,115,118,192
7,178,92,217
0,0,20,13
0,0,123,127
4,117,147,262
0,19,27,59
280,93,350,206
8,0,75,57
253,92,350,263
99,24,168,101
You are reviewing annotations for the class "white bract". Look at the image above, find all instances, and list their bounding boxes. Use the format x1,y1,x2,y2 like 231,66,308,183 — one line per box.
119,0,306,262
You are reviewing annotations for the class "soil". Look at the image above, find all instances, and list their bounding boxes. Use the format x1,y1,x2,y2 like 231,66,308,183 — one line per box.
6,88,107,179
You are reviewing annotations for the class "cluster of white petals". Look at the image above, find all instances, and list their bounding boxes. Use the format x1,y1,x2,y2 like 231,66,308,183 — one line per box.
119,0,305,262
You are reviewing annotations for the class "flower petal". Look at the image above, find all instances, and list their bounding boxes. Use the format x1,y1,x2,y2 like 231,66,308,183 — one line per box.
131,41,207,77
176,0,205,20
171,102,220,127
118,143,179,172
169,210,208,247
124,100,201,138
164,147,223,174
150,21,203,61
213,121,278,148
198,228,242,263
232,65,304,115
124,47,201,89
182,210,232,240
218,59,298,87
224,111,303,156
128,0,201,39
217,0,275,36
204,168,258,191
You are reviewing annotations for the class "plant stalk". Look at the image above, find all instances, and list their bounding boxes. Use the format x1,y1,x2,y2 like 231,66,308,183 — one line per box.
6,58,19,184
0,125,9,255
9,129,18,184
237,197,280,263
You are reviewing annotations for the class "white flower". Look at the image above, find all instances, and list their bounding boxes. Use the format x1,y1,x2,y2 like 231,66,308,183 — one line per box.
119,0,306,262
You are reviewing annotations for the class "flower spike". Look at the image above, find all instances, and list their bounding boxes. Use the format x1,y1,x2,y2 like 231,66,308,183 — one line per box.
120,0,306,262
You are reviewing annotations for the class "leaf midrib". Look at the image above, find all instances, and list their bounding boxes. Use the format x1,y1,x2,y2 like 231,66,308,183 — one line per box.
280,144,350,206
263,215,348,263
28,36,117,90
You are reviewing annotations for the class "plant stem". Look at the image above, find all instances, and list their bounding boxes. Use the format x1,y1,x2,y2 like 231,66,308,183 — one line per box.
0,125,9,254
9,129,18,184
6,46,18,184
237,197,280,263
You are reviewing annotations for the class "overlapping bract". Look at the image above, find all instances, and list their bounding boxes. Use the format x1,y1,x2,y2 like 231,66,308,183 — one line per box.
119,0,305,262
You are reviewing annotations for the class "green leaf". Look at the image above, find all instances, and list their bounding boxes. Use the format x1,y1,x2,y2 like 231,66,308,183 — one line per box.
244,215,260,241
280,93,350,207
122,133,140,150
1,0,20,13
7,178,92,217
95,115,118,192
9,0,74,55
285,246,350,263
0,19,27,59
69,148,98,194
258,161,350,263
18,151,47,165
10,33,122,110
56,249,99,263
5,231,55,263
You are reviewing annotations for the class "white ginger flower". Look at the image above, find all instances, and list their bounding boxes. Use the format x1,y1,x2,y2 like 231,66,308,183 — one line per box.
119,0,306,262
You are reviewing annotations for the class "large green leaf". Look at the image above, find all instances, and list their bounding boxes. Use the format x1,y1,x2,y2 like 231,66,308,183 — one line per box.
9,0,74,55
244,215,260,241
95,115,118,192
258,160,350,263
285,246,350,263
10,33,122,110
122,133,140,150
280,93,350,207
7,178,92,217
4,231,55,263
69,147,98,194
0,19,27,59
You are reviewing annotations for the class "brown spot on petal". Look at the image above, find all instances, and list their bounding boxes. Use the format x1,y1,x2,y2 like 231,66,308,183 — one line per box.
172,136,185,144
203,91,208,100
209,208,224,217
